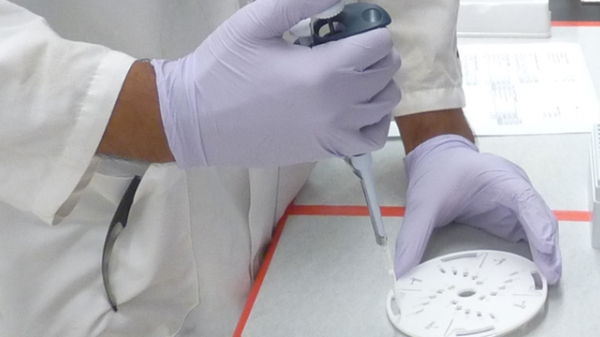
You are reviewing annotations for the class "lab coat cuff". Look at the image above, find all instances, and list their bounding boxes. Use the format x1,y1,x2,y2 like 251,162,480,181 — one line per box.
40,51,136,225
392,86,465,117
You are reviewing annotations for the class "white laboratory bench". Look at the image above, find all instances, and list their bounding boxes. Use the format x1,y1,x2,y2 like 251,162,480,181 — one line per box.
236,24,600,337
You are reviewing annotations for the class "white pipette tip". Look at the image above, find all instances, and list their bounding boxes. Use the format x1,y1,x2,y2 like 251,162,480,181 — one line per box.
381,243,401,315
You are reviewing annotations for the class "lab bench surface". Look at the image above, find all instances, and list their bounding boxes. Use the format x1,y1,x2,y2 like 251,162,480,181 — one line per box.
237,133,598,336
239,216,599,337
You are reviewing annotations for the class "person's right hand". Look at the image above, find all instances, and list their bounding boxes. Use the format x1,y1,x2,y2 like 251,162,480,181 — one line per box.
151,0,401,168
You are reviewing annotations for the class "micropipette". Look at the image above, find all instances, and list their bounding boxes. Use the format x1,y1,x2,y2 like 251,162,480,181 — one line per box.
290,2,392,247
290,2,399,310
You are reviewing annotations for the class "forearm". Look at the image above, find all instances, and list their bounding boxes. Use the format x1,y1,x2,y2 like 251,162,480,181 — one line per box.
396,109,475,154
97,61,175,163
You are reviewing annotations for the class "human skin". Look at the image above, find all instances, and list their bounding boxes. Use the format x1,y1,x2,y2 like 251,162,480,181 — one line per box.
396,108,475,154
97,61,175,163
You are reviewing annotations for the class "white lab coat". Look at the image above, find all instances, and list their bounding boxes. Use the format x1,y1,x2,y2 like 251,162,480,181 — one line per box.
0,0,464,336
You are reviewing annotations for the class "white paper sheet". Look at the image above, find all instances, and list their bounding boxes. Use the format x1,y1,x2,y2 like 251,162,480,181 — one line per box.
460,43,600,136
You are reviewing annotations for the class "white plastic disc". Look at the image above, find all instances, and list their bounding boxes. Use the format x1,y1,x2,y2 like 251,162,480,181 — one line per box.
386,250,547,337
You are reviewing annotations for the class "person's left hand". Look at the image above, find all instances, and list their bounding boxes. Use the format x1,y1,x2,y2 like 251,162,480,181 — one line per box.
394,135,562,284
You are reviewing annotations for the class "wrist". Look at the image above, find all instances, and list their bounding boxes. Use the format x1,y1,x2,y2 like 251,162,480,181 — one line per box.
403,134,478,178
97,61,175,163
395,108,475,154
151,56,210,168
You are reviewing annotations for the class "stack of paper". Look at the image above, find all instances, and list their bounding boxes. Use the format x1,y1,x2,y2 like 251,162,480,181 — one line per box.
460,43,600,136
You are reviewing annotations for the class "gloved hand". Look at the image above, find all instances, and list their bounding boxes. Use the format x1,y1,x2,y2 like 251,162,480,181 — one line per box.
395,135,562,285
151,0,401,168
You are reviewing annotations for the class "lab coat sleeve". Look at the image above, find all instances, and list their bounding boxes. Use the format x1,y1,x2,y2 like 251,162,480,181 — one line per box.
362,0,465,116
0,1,135,225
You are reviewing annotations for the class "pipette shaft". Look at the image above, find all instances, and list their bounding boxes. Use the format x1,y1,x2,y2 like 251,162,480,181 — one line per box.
347,153,388,246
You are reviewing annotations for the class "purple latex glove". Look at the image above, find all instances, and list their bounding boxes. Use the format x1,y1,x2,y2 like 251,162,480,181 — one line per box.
151,0,401,168
395,135,562,284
